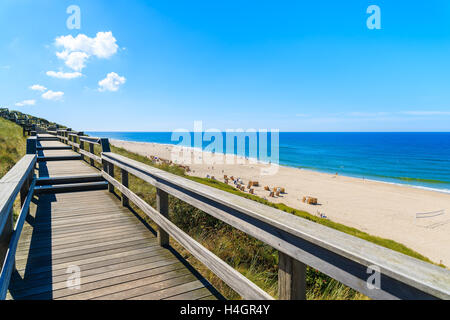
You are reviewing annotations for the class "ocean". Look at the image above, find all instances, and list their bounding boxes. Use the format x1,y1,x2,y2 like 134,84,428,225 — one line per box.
86,132,450,193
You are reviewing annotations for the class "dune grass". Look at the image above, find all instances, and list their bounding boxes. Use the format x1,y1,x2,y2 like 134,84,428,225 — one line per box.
0,117,27,220
0,117,26,179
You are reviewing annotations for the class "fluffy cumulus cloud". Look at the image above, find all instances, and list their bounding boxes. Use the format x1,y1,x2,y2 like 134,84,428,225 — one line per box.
29,84,47,92
55,51,89,71
42,90,64,101
54,32,118,71
46,71,82,79
15,99,36,107
98,72,126,92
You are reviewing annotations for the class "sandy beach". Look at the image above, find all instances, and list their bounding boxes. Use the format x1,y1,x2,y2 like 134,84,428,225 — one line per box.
111,139,450,266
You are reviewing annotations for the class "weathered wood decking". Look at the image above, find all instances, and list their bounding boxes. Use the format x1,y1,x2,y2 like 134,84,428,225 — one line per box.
7,135,220,300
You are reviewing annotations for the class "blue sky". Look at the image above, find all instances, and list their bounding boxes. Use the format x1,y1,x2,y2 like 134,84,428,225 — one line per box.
1,0,450,131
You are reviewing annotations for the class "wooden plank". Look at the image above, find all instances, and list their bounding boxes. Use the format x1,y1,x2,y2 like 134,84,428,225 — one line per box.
17,224,151,248
38,160,98,177
15,245,164,274
164,287,216,300
16,227,152,254
55,263,187,300
38,149,80,157
15,237,155,262
92,273,197,300
102,151,450,300
15,240,158,269
13,248,171,284
132,280,209,300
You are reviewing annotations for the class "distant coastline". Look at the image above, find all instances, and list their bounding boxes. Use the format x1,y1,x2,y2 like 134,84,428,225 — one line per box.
88,131,450,194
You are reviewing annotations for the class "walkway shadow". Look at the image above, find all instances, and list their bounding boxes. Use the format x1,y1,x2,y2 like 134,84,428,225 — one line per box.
38,162,50,178
8,194,55,300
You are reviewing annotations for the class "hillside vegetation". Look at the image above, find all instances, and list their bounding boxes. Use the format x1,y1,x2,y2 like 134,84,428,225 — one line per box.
0,117,26,179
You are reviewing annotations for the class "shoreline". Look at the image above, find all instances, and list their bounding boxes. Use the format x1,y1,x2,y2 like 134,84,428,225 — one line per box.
110,138,450,266
113,138,450,194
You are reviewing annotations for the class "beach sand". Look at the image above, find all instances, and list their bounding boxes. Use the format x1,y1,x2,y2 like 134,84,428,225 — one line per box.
111,139,450,266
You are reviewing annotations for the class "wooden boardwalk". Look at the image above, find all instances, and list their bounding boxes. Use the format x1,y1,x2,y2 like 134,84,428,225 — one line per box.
1,128,449,301
7,135,220,300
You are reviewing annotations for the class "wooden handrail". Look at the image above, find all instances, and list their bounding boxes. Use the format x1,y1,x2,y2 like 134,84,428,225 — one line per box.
0,147,36,297
101,151,450,300
0,154,36,240
0,178,36,299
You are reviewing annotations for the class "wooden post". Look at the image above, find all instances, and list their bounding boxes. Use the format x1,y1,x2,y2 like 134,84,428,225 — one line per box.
26,137,36,155
156,188,169,247
107,162,114,193
278,251,307,300
121,169,129,207
0,208,13,264
89,143,95,166
20,173,33,217
100,138,111,153
80,140,85,161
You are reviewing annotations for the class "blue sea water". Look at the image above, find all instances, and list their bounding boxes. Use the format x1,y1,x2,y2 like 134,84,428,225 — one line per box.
87,132,450,193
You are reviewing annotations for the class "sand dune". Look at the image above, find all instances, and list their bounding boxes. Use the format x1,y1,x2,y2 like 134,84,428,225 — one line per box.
111,139,450,266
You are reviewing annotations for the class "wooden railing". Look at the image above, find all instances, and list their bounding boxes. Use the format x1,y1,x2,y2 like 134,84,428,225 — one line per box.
0,129,449,300
0,138,36,299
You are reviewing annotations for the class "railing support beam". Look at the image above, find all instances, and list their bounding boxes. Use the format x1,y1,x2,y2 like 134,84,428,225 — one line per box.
0,209,13,266
278,251,307,300
89,143,95,166
156,188,169,247
121,169,129,207
79,140,85,162
107,162,114,193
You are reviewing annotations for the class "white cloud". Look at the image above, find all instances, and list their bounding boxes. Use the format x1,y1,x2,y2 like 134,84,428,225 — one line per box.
54,31,118,71
56,51,89,71
15,99,36,107
46,70,82,79
30,84,47,92
42,90,64,101
98,72,126,92
348,112,390,117
400,111,450,116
